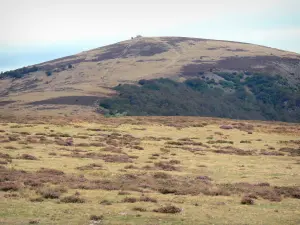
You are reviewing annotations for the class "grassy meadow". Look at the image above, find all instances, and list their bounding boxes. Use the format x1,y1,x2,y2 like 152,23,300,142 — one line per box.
0,116,299,225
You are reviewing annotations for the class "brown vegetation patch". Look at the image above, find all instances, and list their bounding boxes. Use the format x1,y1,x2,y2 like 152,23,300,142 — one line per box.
55,137,73,146
26,136,39,144
166,139,206,147
0,181,20,191
8,134,20,141
0,101,16,106
279,147,300,156
260,150,285,156
76,143,90,147
140,196,157,203
64,151,133,163
37,168,65,175
180,146,205,153
241,196,255,205
30,197,44,202
90,215,104,221
226,48,248,52
76,163,103,170
38,187,64,199
73,135,89,139
132,145,144,150
0,160,8,165
4,145,18,150
100,200,112,205
279,140,300,145
154,161,180,171
197,176,213,182
240,140,252,144
4,193,20,198
102,146,123,153
28,96,101,106
90,142,105,147
60,195,85,203
153,172,171,179
133,207,147,212
0,153,12,159
181,56,299,77
207,140,234,144
124,165,139,169
232,123,254,132
18,154,38,160
153,205,181,214
213,146,255,156
101,154,133,163
219,183,300,202
220,125,233,130
143,136,172,141
169,159,181,164
160,37,205,46
87,128,106,132
118,191,130,195
17,131,31,136
122,197,137,203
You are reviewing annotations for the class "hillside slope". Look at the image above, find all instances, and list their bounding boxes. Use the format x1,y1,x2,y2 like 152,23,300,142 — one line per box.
0,36,300,118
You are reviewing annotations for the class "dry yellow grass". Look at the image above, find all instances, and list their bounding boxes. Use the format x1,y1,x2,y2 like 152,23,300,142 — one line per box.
0,116,299,224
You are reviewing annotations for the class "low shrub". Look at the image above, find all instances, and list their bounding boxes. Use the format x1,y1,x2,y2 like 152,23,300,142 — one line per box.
123,197,137,203
4,146,18,150
169,159,181,164
153,172,171,179
100,200,112,205
158,188,176,194
118,191,130,195
60,195,85,203
0,182,20,191
140,196,157,203
19,154,38,160
240,140,252,143
39,188,62,199
153,205,181,214
154,161,179,171
241,196,255,205
37,168,65,175
133,207,147,212
30,197,44,202
90,215,104,221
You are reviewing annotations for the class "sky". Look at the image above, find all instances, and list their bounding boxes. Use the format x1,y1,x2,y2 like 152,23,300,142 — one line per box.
1,0,300,72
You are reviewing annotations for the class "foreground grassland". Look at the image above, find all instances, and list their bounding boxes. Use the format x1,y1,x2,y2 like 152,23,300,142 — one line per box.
0,116,300,225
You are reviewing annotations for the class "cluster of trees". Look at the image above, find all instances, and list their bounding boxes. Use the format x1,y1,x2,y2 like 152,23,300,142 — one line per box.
0,63,74,79
99,73,300,122
0,66,39,79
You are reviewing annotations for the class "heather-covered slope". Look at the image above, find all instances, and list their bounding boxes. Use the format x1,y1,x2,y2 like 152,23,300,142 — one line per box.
0,36,299,118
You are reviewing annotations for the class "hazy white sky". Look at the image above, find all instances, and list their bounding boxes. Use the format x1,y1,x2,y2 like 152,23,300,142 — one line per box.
1,0,299,71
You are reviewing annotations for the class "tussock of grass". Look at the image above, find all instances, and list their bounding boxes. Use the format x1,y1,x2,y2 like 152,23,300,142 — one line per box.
90,215,104,221
133,207,147,212
241,196,255,205
60,195,85,203
153,205,181,214
18,154,38,160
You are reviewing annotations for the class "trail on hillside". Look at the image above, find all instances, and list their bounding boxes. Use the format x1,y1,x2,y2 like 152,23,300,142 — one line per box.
100,38,140,85
150,37,181,77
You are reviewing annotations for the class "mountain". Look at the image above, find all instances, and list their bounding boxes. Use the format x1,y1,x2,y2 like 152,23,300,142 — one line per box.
0,36,300,121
